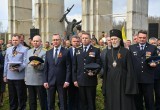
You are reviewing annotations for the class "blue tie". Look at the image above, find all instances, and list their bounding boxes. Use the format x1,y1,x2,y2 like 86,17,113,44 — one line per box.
141,45,144,50
55,48,58,63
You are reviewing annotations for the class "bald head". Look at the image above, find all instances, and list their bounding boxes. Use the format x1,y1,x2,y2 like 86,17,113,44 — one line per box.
33,35,42,41
32,35,42,48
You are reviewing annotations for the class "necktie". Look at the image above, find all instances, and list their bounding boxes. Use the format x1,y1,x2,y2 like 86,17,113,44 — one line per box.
84,46,87,52
33,49,36,54
12,46,17,54
141,45,144,50
55,48,58,63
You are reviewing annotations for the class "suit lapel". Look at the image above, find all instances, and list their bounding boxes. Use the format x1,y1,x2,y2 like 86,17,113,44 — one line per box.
50,48,55,64
69,48,73,59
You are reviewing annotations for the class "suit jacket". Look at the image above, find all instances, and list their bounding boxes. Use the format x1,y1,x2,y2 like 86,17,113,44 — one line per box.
68,47,75,83
73,45,101,86
3,44,28,80
100,47,110,78
44,47,71,86
0,51,4,79
0,51,4,72
129,43,157,83
25,47,46,85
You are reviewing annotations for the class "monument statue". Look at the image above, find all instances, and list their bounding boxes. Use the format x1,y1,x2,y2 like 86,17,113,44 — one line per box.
60,4,82,40
65,18,82,39
59,4,75,22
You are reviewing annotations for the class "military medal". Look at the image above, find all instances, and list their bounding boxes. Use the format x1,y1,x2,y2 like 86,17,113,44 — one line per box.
112,61,117,67
13,51,17,56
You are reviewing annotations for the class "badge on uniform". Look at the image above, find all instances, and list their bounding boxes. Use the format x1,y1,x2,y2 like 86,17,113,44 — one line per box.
117,53,122,59
146,51,151,59
12,51,18,56
58,52,62,58
89,52,95,57
133,51,137,56
76,50,80,55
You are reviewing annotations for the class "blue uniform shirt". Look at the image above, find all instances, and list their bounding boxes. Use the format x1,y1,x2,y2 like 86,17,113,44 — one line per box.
3,44,28,80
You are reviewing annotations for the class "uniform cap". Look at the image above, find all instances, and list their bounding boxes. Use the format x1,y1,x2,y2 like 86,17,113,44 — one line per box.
84,63,101,71
145,56,160,64
29,56,44,63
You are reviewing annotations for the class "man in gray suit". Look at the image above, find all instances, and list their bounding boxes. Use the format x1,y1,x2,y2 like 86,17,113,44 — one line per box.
25,35,47,110
3,34,28,110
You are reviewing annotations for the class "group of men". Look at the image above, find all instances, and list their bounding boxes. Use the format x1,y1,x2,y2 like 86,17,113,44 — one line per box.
0,28,160,110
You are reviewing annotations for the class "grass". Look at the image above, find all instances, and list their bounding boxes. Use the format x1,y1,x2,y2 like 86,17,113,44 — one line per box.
0,79,104,110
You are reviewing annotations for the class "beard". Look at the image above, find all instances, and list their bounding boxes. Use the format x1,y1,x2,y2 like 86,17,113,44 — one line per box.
112,41,120,48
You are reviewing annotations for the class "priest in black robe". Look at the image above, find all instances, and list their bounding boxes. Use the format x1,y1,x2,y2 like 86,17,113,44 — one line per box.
102,29,138,110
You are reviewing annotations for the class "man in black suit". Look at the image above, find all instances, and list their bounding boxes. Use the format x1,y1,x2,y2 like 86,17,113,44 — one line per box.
68,35,80,110
44,34,71,110
129,30,157,110
149,37,160,110
73,32,101,110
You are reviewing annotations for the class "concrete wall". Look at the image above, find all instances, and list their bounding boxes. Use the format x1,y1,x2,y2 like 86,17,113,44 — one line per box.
126,0,148,41
34,0,65,43
82,0,112,39
8,0,32,39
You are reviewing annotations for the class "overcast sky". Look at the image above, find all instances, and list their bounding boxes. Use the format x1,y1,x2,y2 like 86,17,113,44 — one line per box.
0,0,160,31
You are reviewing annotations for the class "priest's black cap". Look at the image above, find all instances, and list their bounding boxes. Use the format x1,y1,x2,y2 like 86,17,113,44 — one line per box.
84,63,101,71
145,56,160,64
29,56,44,63
110,29,124,47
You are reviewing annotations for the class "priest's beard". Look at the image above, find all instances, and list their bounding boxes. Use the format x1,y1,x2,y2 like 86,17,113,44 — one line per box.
112,41,120,48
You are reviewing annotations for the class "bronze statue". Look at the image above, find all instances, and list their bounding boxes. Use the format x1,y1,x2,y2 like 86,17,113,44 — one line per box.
60,4,82,40
65,18,82,39
59,4,75,22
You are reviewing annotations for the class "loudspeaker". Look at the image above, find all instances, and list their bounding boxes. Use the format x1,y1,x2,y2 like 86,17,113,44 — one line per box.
30,29,40,39
148,23,159,38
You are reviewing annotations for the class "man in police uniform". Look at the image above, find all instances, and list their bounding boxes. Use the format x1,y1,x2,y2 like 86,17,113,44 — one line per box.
3,34,28,110
25,35,47,110
129,30,157,110
73,32,101,110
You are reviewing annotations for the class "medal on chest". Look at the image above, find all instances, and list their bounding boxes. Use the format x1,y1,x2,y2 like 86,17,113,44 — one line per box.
112,60,117,67
112,47,121,68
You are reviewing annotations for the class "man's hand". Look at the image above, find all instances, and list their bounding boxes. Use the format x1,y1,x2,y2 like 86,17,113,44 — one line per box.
9,67,19,72
44,83,49,89
30,62,40,67
150,62,157,67
3,76,7,82
63,82,69,88
74,81,79,87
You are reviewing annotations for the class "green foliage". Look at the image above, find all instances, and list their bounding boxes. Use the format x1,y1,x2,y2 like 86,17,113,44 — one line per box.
1,79,104,110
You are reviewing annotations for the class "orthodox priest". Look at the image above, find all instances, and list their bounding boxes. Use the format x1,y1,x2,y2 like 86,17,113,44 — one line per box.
102,29,138,110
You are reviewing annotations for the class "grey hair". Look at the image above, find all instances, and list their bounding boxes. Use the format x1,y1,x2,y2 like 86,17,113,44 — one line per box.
149,37,157,42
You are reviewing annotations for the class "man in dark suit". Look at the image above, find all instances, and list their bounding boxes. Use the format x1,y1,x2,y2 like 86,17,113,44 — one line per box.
68,35,80,110
44,34,71,110
100,37,111,78
149,37,160,110
129,30,157,110
73,32,101,110
0,50,4,106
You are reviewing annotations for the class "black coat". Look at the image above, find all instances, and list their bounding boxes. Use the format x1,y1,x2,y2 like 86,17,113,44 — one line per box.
44,47,71,86
103,46,137,110
73,45,101,86
129,43,157,83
